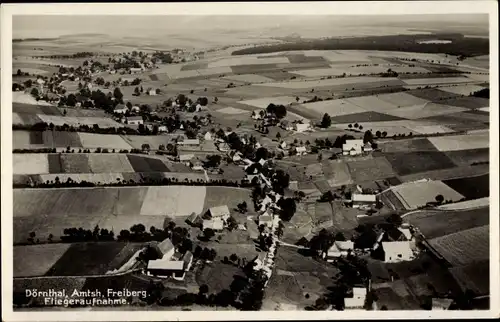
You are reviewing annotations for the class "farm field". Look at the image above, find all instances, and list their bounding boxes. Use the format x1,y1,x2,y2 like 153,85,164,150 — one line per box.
322,160,353,187
300,99,366,117
384,151,457,176
378,138,439,153
238,96,308,109
427,132,489,152
36,114,122,128
13,103,62,115
437,84,487,96
346,157,396,183
443,173,490,200
383,103,468,120
448,260,489,296
13,153,50,175
139,186,206,216
403,206,489,239
14,244,72,277
428,225,489,267
78,133,133,149
402,76,476,86
253,76,403,89
388,180,465,210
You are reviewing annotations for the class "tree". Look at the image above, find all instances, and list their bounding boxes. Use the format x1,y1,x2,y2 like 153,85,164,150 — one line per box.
321,113,332,128
375,130,382,138
435,194,445,204
229,254,238,263
387,213,403,227
296,96,300,102
113,87,123,101
204,228,215,241
227,216,239,231
237,201,248,214
30,87,39,98
205,155,222,168
277,198,297,221
141,143,150,152
276,132,281,140
382,131,388,137
199,284,209,295
363,130,374,144
134,87,140,96
348,124,353,128
335,232,346,241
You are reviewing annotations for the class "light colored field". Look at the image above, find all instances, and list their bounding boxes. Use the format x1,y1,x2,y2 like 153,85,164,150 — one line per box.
438,84,487,96
222,74,274,83
88,154,134,173
331,120,446,135
403,124,455,134
208,56,289,68
13,154,49,174
377,92,430,107
292,65,429,77
120,134,182,150
13,92,53,106
303,50,372,62
13,67,50,75
238,96,307,109
465,73,490,82
37,114,122,127
428,225,489,266
323,160,353,187
14,244,72,277
383,103,468,119
98,214,169,233
13,130,32,148
216,107,249,115
39,173,126,184
428,132,489,152
253,76,399,89
402,77,475,86
78,133,132,149
438,197,489,210
478,107,489,113
390,180,465,210
301,99,366,116
166,67,233,80
346,95,399,112
139,186,206,216
12,113,24,124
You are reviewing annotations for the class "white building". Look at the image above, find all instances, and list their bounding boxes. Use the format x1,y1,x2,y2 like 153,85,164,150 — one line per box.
204,132,213,141
130,105,141,113
130,67,143,74
148,88,157,96
344,287,367,309
156,238,175,259
351,194,377,208
113,104,128,114
294,122,311,133
158,125,168,132
178,139,200,146
127,116,144,125
296,146,307,155
279,141,287,149
325,241,354,261
381,241,415,263
258,213,274,228
147,259,184,279
179,153,195,163
252,109,265,120
202,218,224,231
208,205,230,221
343,139,364,156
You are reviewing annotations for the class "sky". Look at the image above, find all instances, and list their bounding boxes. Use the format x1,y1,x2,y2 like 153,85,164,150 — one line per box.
13,14,488,39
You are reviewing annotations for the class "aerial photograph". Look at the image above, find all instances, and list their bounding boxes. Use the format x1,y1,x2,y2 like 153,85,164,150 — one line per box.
9,11,491,312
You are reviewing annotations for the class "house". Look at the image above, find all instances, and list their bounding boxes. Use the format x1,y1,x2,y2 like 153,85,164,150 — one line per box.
147,88,157,96
252,109,265,120
253,252,267,270
258,158,267,166
344,287,367,309
296,146,307,155
398,227,414,241
178,139,200,146
158,125,168,133
381,241,415,263
36,78,45,85
130,67,143,74
229,150,243,163
364,143,373,153
351,194,377,208
207,205,230,221
294,122,310,133
178,153,195,163
146,259,184,279
258,214,273,228
217,142,230,152
325,241,354,261
127,116,143,125
130,105,141,113
190,158,204,171
183,251,194,271
343,140,364,156
185,212,201,226
156,238,175,259
246,174,260,184
289,180,299,191
202,218,224,231
204,132,213,141
279,141,287,149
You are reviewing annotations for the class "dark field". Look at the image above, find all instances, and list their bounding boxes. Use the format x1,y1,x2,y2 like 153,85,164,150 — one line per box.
347,157,397,182
384,151,456,176
286,54,328,64
406,88,460,102
45,242,129,276
44,131,83,148
127,155,170,172
440,96,490,109
60,154,92,173
404,207,489,239
445,148,489,166
378,138,439,153
139,172,167,182
330,111,405,123
13,103,62,115
195,262,246,294
398,73,465,80
29,131,44,144
181,62,209,71
47,154,63,173
443,174,489,199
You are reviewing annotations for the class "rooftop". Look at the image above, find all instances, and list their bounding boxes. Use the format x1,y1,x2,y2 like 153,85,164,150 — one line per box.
209,205,230,218
147,259,184,271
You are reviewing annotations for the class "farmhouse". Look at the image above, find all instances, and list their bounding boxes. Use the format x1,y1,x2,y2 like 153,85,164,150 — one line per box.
202,218,224,231
178,153,195,163
253,252,267,270
146,259,184,279
343,140,364,156
325,241,354,261
296,146,307,156
183,251,194,271
351,194,377,208
204,132,213,141
186,212,201,226
381,241,415,263
218,142,231,152
131,105,141,113
258,214,273,228
158,125,168,132
294,122,311,133
156,238,175,259
127,116,144,125
147,88,157,96
252,109,265,120
190,158,204,171
130,67,143,74
279,141,287,149
207,205,230,221
344,287,367,309
178,139,200,146
280,120,294,131
229,150,243,162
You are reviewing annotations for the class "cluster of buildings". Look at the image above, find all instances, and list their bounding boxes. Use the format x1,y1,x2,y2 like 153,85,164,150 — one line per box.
145,238,194,280
342,139,373,156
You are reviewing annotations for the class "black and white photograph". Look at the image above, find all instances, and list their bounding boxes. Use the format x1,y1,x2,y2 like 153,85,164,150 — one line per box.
1,1,498,320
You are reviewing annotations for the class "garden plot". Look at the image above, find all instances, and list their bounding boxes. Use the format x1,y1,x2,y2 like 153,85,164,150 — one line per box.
216,107,250,115
402,77,474,86
88,154,135,173
428,225,489,267
36,115,122,127
14,244,72,277
322,160,353,187
383,103,468,120
238,96,308,109
13,154,49,175
345,95,400,112
389,180,464,210
60,154,91,173
139,186,206,217
438,84,487,96
347,157,396,183
384,151,456,176
78,133,132,149
377,92,430,107
253,76,400,89
222,74,275,83
428,132,489,152
300,99,366,117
